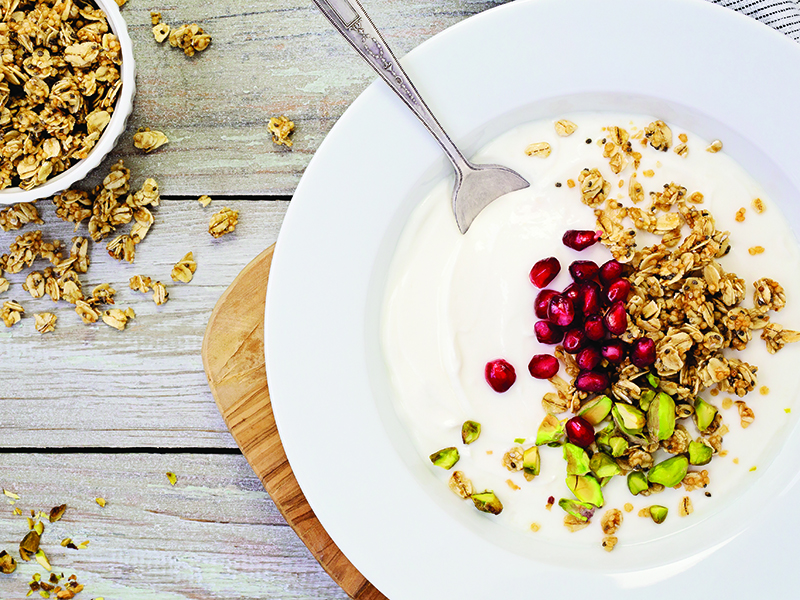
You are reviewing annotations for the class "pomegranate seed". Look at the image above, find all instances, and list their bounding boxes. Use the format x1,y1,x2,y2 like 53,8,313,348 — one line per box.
606,278,631,304
547,294,575,328
530,257,561,288
534,289,558,320
603,300,628,335
565,415,595,448
485,359,516,392
579,281,602,315
599,259,623,285
528,354,559,379
574,370,610,392
576,346,602,371
563,282,582,305
569,260,600,282
583,314,606,341
631,337,657,367
534,320,563,344
563,328,588,353
562,229,601,252
601,339,627,364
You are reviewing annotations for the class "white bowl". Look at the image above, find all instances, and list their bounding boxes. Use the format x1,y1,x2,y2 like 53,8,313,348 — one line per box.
0,0,136,205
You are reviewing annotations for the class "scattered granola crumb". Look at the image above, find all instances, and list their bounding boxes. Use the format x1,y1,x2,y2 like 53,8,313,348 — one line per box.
150,11,161,25
554,119,577,136
209,207,239,238
760,386,770,395
710,388,719,396
748,246,765,255
133,128,169,153
153,22,171,43
102,308,134,331
637,508,650,518
720,449,729,457
505,479,520,491
642,169,655,177
749,466,757,472
722,397,734,410
268,115,295,147
129,275,153,294
678,133,688,143
198,195,212,207
644,120,672,151
525,142,551,158
623,503,634,513
152,281,169,306
752,197,766,213
674,143,688,157
735,400,755,428
679,496,693,517
735,207,746,222
706,139,723,153
601,509,622,535
0,279,9,293
1,301,24,327
169,23,211,56
601,536,618,552
171,252,197,283
447,471,473,499
785,408,791,414
689,191,704,203
0,202,44,232
563,514,590,532
485,450,493,455
566,179,576,188
34,313,57,334
733,457,739,464
530,522,541,532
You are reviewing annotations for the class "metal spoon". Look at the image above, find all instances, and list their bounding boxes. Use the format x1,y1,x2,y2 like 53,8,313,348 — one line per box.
312,0,530,233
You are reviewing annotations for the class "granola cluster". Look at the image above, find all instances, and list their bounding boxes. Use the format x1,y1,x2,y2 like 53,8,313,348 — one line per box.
150,12,211,57
0,0,124,191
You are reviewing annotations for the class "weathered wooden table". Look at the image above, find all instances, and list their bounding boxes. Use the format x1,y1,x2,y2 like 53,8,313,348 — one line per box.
0,1,512,597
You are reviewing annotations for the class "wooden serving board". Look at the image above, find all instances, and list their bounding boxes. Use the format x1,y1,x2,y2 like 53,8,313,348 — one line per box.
201,245,387,600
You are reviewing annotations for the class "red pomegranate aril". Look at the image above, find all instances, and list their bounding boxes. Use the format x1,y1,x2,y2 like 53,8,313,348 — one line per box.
576,346,602,371
601,339,627,364
534,320,564,344
631,337,657,367
579,281,602,315
547,294,575,328
563,282,581,305
562,229,601,252
563,328,588,353
534,289,558,320
574,370,610,392
528,354,559,379
565,415,595,448
603,300,628,335
599,259,623,285
606,278,631,304
530,257,561,289
485,359,516,392
569,260,600,282
583,314,606,341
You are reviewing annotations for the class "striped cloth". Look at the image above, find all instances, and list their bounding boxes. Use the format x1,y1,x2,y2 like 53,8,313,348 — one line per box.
711,0,800,40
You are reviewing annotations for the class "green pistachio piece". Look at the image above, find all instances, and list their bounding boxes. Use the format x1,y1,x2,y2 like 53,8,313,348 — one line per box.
612,403,646,437
688,440,713,466
0,550,16,574
429,447,459,470
536,413,565,446
647,392,676,442
609,436,629,457
627,471,649,496
648,455,689,487
590,452,622,479
599,476,613,487
595,423,614,449
471,490,503,515
577,395,613,425
566,474,604,507
563,443,591,476
649,505,669,524
694,398,718,432
639,388,656,412
558,498,596,522
461,420,481,445
523,446,541,477
646,373,660,388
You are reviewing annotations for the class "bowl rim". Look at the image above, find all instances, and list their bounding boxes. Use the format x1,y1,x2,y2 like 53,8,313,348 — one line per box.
0,0,136,205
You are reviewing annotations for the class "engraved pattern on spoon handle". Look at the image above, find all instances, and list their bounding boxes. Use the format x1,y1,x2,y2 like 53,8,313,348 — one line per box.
312,0,470,170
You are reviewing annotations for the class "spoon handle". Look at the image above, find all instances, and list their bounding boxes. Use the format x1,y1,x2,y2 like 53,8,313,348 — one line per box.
312,0,470,171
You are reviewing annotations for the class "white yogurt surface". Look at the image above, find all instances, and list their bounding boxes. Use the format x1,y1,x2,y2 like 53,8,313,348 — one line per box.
380,113,800,548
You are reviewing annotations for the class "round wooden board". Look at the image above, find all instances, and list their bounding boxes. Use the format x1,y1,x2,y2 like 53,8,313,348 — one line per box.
201,245,386,600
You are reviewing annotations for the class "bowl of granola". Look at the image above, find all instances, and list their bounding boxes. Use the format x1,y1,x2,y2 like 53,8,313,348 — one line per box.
266,0,800,597
0,0,135,204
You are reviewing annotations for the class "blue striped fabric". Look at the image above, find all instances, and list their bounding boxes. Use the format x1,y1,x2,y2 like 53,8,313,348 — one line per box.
711,0,800,40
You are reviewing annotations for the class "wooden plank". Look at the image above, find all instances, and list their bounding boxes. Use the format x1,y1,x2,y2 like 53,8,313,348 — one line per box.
0,453,348,599
91,0,513,195
0,199,288,448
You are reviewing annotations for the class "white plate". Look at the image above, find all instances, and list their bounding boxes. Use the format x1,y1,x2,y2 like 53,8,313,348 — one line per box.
265,0,800,597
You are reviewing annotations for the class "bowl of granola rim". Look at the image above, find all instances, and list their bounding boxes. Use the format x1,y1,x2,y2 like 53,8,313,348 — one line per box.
0,0,135,205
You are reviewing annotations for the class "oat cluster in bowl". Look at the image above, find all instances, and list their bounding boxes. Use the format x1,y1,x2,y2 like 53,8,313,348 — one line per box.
0,0,123,191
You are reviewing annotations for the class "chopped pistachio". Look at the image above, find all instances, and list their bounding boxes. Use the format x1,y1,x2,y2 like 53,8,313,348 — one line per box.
471,490,503,515
48,504,66,523
33,521,44,536
34,549,50,571
0,550,16,574
166,472,178,486
535,413,565,445
638,388,656,412
647,392,676,441
95,497,106,507
461,420,481,445
646,373,660,388
557,498,596,523
19,530,40,561
429,447,459,470
648,455,689,487
612,403,645,436
590,452,622,479
522,446,540,478
688,440,713,466
577,395,612,425
609,436,629,458
563,443,591,476
627,471,649,496
3,489,20,500
649,504,669,524
694,398,718,432
566,474,604,507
